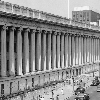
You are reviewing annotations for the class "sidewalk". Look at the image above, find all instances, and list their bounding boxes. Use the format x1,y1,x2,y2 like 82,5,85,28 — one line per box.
43,83,74,100
40,72,97,100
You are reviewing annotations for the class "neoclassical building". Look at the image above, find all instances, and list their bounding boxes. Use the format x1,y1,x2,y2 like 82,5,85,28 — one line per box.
0,0,99,99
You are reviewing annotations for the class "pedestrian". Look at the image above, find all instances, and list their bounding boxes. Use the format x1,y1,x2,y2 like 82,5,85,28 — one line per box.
39,95,41,100
61,89,64,95
56,95,59,100
41,97,44,100
52,90,54,98
79,80,85,87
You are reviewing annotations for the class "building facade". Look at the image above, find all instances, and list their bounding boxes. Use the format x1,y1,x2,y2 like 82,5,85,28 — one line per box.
0,1,99,100
72,10,100,24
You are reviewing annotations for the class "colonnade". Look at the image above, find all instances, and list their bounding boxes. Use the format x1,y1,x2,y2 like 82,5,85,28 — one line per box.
0,25,100,77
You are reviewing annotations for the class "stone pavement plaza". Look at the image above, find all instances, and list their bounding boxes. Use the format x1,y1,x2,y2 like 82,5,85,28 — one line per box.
42,83,74,100
41,72,96,100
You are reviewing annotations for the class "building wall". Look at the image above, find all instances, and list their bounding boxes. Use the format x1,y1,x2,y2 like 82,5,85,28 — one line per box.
91,10,100,22
72,10,100,24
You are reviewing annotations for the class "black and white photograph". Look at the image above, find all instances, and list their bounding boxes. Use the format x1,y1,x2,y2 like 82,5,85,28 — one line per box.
0,0,100,100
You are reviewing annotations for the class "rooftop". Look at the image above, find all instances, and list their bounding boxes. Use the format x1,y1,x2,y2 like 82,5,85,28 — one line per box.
0,1,100,31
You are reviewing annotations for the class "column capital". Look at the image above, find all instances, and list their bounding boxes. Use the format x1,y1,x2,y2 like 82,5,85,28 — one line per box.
91,35,96,38
1,25,8,30
57,32,61,35
9,26,16,31
52,31,57,35
65,33,68,36
72,34,76,37
61,32,65,35
30,29,36,34
16,27,23,32
68,33,72,36
83,35,88,38
36,28,42,34
24,28,30,33
96,37,99,39
75,34,80,37
47,30,52,34
42,30,47,34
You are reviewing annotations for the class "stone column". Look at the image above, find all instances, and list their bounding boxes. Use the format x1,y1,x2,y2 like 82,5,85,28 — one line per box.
75,35,79,65
64,33,68,68
95,38,96,62
98,38,100,61
57,32,61,68
96,38,98,62
79,35,82,65
30,29,35,72
89,37,92,63
91,37,94,62
81,35,83,64
9,26,15,76
46,31,51,70
95,38,97,62
41,30,46,71
68,34,72,66
87,36,89,63
93,37,96,62
1,26,7,77
72,34,75,66
99,39,100,61
16,27,23,75
36,29,41,71
86,36,87,63
51,31,57,69
74,69,76,77
83,36,86,64
23,28,30,74
61,32,64,68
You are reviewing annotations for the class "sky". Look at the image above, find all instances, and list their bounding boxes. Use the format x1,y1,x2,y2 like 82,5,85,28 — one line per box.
2,0,100,18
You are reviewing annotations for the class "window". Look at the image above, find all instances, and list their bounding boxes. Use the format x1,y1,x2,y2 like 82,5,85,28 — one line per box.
44,75,45,82
49,74,50,81
39,76,40,85
25,79,27,89
83,12,86,21
58,72,59,80
62,72,63,80
10,82,12,94
87,12,89,21
73,14,75,17
1,84,4,95
32,78,34,87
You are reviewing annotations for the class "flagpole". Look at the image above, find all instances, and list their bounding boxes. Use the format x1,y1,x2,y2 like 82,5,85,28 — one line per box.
68,0,69,19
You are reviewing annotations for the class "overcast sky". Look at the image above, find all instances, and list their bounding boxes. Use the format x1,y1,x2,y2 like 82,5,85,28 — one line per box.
3,0,100,18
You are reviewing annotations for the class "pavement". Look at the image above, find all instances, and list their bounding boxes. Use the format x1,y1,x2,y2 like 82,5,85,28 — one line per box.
40,71,99,100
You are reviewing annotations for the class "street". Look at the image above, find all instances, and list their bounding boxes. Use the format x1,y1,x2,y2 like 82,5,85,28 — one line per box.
70,85,100,100
41,71,99,100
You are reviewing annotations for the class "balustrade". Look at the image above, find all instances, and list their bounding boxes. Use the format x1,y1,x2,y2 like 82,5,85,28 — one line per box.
0,0,99,31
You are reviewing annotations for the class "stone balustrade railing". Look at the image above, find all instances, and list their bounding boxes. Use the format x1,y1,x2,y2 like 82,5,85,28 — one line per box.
0,1,100,31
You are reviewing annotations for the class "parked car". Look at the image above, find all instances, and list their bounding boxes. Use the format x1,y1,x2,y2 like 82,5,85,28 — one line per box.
74,93,90,100
74,86,85,95
95,76,99,80
91,78,99,86
97,84,100,92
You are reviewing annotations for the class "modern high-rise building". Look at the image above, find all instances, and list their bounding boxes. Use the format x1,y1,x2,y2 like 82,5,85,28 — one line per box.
72,6,100,25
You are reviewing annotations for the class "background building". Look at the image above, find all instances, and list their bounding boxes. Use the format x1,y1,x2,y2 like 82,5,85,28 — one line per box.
72,6,100,25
